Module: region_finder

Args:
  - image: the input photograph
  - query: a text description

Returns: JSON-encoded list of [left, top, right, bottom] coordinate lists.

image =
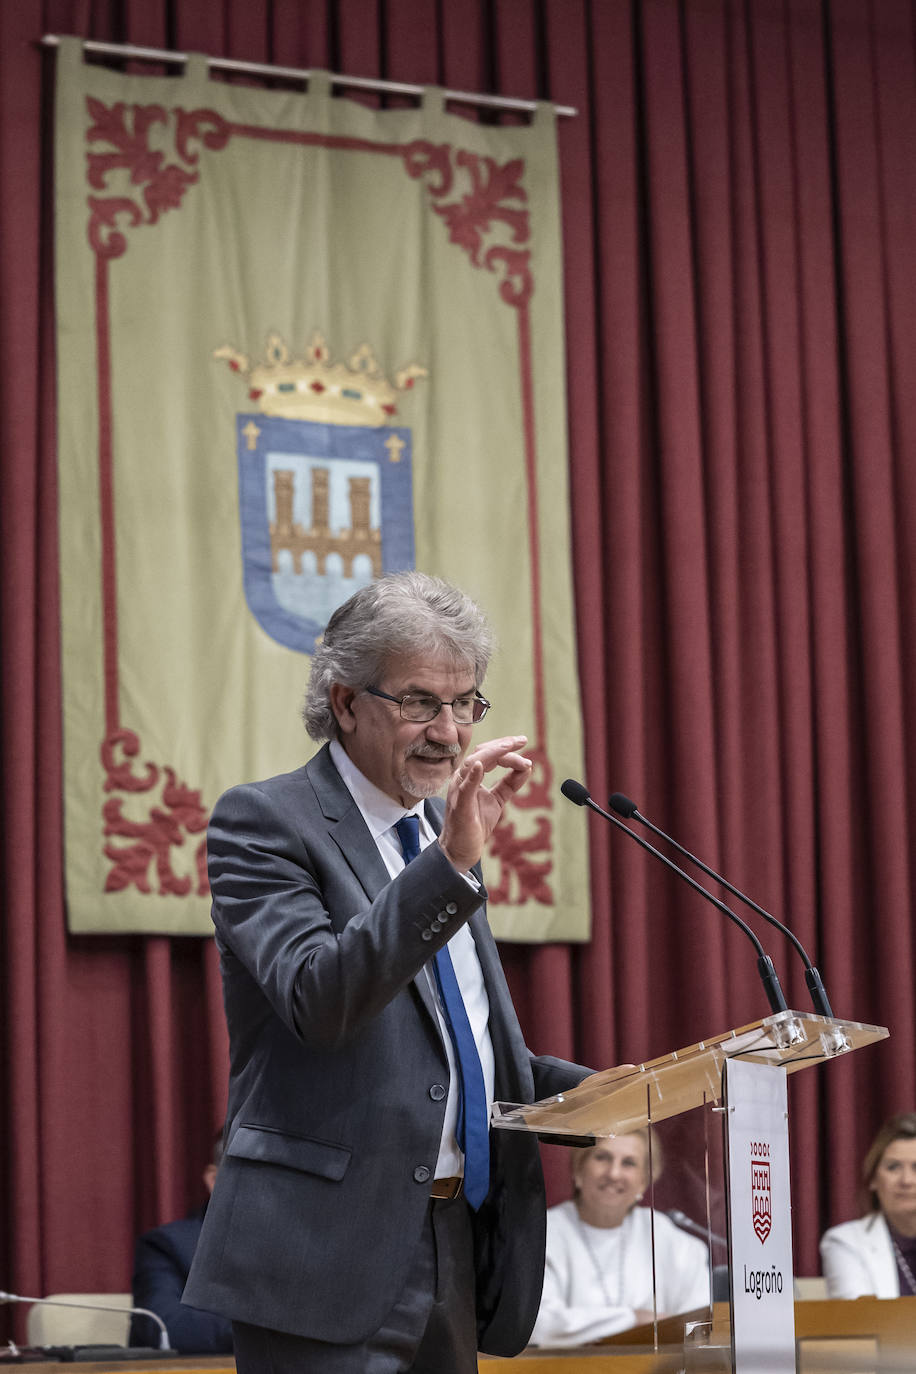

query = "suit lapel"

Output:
[[329, 806, 392, 900], [305, 757, 502, 1042], [411, 799, 446, 1023], [306, 744, 391, 899], [306, 749, 444, 1028], [468, 907, 530, 1099]]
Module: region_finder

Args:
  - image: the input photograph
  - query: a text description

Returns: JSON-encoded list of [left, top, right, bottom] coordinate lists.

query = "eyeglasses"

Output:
[[365, 686, 490, 724]]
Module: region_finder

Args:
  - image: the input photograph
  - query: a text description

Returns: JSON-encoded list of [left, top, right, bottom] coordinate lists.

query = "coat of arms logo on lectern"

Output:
[[751, 1141, 773, 1244]]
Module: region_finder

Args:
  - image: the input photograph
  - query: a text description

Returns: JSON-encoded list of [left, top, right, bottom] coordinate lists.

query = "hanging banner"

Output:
[[54, 38, 588, 939]]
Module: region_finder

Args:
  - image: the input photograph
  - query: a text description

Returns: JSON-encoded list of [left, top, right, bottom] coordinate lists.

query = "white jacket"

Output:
[[531, 1201, 711, 1348], [819, 1212, 899, 1299]]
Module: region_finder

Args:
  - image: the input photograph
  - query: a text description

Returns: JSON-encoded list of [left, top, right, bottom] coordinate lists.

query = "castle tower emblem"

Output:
[[217, 331, 426, 654]]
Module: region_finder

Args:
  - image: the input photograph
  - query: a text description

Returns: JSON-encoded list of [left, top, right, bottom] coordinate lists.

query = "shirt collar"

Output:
[[329, 738, 425, 840]]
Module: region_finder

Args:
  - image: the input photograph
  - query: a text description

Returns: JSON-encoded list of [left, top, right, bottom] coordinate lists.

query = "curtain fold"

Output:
[[3, 0, 916, 1323]]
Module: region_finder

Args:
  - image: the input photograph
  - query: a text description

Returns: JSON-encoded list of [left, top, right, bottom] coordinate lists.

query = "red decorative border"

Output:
[[101, 731, 209, 895], [86, 99, 553, 905]]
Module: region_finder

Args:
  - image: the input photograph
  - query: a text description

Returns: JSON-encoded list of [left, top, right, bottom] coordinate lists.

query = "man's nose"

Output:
[[426, 706, 461, 742]]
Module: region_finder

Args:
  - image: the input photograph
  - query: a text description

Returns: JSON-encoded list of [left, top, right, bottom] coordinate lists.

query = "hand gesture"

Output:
[[437, 735, 532, 873]]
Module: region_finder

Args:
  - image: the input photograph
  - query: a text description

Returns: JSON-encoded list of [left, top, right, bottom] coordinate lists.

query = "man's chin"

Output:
[[399, 765, 452, 801]]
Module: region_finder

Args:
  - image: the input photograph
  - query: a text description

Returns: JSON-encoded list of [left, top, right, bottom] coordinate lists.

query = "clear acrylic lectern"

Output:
[[492, 1011, 889, 1373], [492, 1011, 887, 1141]]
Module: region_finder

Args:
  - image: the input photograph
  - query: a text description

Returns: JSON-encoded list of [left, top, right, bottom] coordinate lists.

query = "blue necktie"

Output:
[[394, 814, 491, 1209]]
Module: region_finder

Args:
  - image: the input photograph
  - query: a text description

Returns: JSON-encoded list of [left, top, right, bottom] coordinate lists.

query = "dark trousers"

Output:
[[232, 1195, 478, 1374]]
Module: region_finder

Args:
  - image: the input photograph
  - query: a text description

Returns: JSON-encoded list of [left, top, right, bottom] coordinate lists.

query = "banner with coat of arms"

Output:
[[54, 37, 589, 939]]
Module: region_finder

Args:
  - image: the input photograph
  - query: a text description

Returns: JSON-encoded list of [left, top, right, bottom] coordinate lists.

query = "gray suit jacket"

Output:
[[183, 744, 590, 1356]]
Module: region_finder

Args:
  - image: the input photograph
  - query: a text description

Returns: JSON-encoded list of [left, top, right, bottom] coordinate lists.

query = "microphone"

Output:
[[0, 1290, 173, 1352], [560, 780, 788, 1015], [608, 792, 833, 1018], [666, 1207, 728, 1249]]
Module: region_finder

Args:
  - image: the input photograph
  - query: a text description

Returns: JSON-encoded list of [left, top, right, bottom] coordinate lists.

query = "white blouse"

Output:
[[531, 1201, 711, 1349]]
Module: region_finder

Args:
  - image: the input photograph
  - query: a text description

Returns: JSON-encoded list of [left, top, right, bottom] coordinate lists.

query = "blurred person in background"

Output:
[[821, 1112, 916, 1299], [130, 1134, 233, 1354], [530, 1131, 710, 1348]]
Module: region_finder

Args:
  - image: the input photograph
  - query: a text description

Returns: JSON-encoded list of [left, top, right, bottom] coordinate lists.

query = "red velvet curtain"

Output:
[[3, 0, 915, 1331]]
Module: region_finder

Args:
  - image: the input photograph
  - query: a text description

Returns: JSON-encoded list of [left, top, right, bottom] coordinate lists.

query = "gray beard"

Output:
[[398, 771, 448, 801], [399, 741, 461, 801]]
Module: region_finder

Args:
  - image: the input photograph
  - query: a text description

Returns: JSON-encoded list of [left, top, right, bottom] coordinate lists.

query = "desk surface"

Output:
[[9, 1362, 687, 1374], [13, 1300, 916, 1373], [1, 1364, 236, 1373]]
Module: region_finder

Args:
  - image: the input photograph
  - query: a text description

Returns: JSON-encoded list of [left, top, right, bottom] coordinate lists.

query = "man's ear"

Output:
[[329, 682, 358, 734]]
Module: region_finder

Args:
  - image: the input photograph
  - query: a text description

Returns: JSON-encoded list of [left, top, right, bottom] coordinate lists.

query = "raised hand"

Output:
[[437, 735, 532, 873]]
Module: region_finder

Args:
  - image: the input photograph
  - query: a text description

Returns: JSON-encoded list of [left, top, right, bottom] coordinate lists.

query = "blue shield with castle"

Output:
[[217, 332, 426, 655]]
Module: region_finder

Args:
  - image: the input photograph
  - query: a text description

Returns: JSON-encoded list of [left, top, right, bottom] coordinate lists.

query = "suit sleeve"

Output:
[[529, 1052, 594, 1099], [208, 781, 486, 1050]]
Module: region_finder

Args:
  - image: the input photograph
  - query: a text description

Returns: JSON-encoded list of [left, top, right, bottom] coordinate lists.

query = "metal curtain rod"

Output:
[[40, 35, 577, 118]]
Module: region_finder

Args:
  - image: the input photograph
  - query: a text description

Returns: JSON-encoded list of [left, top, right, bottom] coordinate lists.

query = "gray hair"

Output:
[[302, 571, 494, 741]]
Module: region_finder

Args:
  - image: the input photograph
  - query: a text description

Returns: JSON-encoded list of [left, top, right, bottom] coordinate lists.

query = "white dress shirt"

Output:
[[329, 739, 496, 1179]]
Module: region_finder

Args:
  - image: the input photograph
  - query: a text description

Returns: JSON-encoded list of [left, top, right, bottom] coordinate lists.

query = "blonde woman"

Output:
[[531, 1132, 711, 1348]]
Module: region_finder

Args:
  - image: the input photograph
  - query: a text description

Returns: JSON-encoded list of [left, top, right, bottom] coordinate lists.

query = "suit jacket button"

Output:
[[414, 1165, 431, 1183], [437, 910, 449, 924], [445, 902, 458, 915], [421, 929, 433, 941], [429, 1083, 446, 1101], [430, 920, 441, 933]]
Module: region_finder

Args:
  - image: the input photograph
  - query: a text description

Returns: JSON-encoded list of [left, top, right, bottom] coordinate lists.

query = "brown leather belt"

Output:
[[430, 1175, 464, 1200]]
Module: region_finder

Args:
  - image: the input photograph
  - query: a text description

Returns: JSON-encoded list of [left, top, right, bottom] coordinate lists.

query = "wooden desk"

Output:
[[12, 1360, 683, 1374], [1, 1364, 235, 1373], [479, 1356, 687, 1372], [14, 1302, 916, 1373], [708, 1296, 916, 1372], [793, 1295, 916, 1344]]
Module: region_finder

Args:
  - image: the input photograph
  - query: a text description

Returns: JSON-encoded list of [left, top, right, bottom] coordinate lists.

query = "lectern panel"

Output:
[[492, 1012, 888, 1139]]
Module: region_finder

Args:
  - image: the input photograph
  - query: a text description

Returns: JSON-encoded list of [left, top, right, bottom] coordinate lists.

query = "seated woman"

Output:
[[820, 1111, 916, 1299], [530, 1131, 711, 1348]]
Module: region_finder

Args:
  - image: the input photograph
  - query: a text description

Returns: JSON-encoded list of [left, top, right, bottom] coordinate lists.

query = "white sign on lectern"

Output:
[[724, 1057, 795, 1374]]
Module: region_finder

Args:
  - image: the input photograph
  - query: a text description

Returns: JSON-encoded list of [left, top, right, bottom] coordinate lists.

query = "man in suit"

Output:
[[129, 1141, 233, 1353], [183, 571, 594, 1372]]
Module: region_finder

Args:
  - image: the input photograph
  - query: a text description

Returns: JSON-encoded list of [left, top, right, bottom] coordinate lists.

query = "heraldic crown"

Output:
[[214, 331, 427, 427]]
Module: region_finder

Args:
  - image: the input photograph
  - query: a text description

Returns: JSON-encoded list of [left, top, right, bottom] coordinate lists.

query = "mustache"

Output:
[[405, 739, 462, 760]]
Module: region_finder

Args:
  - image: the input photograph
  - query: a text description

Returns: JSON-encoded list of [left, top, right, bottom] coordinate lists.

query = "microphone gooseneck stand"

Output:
[[607, 791, 833, 1017], [560, 779, 789, 1015]]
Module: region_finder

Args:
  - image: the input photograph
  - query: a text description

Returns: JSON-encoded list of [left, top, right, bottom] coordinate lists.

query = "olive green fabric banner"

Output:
[[55, 37, 589, 940]]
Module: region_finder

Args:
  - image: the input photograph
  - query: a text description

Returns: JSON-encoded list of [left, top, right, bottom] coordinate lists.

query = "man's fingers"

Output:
[[580, 1064, 639, 1088], [491, 750, 531, 771], [489, 763, 534, 802], [456, 758, 484, 789], [452, 751, 531, 798], [465, 735, 529, 772]]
